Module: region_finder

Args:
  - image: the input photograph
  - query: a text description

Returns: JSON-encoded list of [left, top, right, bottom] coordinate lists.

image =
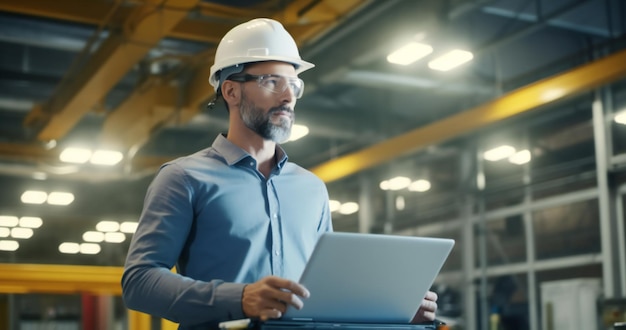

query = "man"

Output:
[[121, 18, 437, 329]]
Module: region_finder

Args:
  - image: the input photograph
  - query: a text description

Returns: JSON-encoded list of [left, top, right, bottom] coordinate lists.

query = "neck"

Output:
[[227, 123, 277, 177]]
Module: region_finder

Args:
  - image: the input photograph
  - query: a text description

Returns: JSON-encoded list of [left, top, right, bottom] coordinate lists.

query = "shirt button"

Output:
[[273, 213, 278, 218], [275, 250, 280, 256], [249, 162, 254, 166]]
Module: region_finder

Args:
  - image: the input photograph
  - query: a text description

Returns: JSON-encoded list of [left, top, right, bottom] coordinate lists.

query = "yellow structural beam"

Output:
[[0, 0, 249, 44], [311, 47, 626, 183], [0, 264, 123, 295], [23, 0, 200, 142], [100, 0, 368, 152]]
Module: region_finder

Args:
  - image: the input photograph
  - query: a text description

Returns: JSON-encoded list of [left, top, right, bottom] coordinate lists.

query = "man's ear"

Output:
[[221, 80, 241, 107]]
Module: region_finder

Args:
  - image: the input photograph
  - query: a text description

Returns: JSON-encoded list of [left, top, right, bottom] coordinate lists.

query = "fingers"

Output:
[[242, 276, 310, 320], [424, 290, 438, 302], [420, 297, 438, 313], [266, 276, 310, 299], [411, 291, 439, 323]]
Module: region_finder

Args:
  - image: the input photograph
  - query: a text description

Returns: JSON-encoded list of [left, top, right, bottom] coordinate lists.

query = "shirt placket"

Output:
[[266, 178, 284, 277]]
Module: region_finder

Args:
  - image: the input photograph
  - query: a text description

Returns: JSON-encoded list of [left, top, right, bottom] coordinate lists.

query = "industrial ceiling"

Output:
[[0, 0, 625, 265]]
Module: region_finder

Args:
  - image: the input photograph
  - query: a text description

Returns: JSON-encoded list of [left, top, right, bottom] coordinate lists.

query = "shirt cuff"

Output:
[[215, 282, 246, 320]]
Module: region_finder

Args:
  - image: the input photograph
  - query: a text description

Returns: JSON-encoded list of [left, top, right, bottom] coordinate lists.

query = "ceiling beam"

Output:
[[310, 47, 626, 183], [22, 0, 200, 142], [99, 0, 368, 152], [0, 0, 257, 44], [0, 263, 123, 295]]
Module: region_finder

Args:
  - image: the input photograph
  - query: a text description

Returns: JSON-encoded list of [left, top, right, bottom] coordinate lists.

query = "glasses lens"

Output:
[[259, 76, 304, 98]]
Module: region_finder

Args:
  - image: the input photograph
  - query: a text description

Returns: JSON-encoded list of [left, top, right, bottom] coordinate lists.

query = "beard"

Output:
[[239, 92, 294, 143]]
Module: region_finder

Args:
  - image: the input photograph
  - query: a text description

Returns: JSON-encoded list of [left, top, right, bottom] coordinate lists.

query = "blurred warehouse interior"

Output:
[[0, 0, 626, 329]]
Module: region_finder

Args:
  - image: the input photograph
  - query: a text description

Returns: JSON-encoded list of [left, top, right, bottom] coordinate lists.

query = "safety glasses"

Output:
[[228, 74, 304, 99]]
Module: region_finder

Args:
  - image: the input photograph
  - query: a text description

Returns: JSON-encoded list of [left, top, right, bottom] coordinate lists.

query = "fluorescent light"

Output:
[[96, 220, 119, 232], [10, 227, 33, 239], [90, 150, 123, 166], [0, 228, 10, 237], [387, 42, 433, 65], [385, 176, 412, 191], [287, 124, 309, 142], [328, 200, 341, 213], [60, 147, 92, 164], [59, 242, 80, 254], [0, 216, 19, 227], [509, 149, 532, 165], [47, 192, 74, 205], [483, 145, 516, 161], [379, 180, 390, 190], [409, 179, 431, 192], [428, 49, 474, 71], [395, 196, 405, 211], [21, 191, 47, 204], [19, 217, 43, 228], [83, 231, 104, 243], [0, 240, 19, 251], [339, 202, 359, 215], [120, 221, 139, 234], [80, 243, 101, 254], [104, 232, 126, 243], [615, 111, 626, 125]]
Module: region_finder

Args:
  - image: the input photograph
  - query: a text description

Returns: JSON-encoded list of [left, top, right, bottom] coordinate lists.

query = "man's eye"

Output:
[[262, 77, 280, 87]]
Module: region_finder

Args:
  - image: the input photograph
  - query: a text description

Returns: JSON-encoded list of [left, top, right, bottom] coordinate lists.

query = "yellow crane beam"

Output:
[[0, 263, 123, 295], [310, 47, 626, 182], [0, 0, 253, 44], [22, 0, 200, 142], [100, 0, 368, 151]]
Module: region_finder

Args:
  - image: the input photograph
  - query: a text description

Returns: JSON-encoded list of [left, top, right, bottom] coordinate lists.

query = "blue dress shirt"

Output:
[[122, 134, 333, 329]]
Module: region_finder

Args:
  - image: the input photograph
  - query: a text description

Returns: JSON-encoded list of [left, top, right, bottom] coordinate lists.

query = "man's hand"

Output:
[[411, 290, 438, 323], [242, 276, 310, 321]]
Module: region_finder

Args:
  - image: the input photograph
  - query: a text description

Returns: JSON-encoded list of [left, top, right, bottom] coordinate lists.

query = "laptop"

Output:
[[220, 232, 454, 329]]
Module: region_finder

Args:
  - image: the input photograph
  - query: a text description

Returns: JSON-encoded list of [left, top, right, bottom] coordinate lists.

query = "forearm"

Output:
[[121, 265, 246, 326]]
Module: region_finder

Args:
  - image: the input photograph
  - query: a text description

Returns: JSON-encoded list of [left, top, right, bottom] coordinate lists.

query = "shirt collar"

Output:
[[212, 134, 289, 169]]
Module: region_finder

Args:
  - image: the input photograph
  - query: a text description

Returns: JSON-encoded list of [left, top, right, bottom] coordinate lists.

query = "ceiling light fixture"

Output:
[[328, 200, 341, 213], [59, 147, 92, 164], [428, 49, 474, 71], [120, 221, 139, 234], [287, 124, 309, 142], [395, 196, 405, 210], [104, 232, 126, 243], [10, 227, 33, 239], [21, 191, 48, 204], [0, 240, 19, 251], [47, 192, 75, 205], [615, 111, 626, 125], [79, 243, 101, 255], [90, 150, 124, 166], [83, 231, 105, 243], [19, 217, 43, 228], [387, 42, 433, 65], [0, 228, 10, 238], [381, 176, 412, 191], [59, 242, 80, 254], [483, 145, 516, 161], [338, 202, 359, 215], [0, 216, 19, 227], [408, 179, 431, 192], [508, 149, 532, 165], [96, 220, 120, 232]]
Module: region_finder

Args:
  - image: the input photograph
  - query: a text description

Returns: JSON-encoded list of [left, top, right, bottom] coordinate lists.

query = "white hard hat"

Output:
[[209, 18, 315, 91]]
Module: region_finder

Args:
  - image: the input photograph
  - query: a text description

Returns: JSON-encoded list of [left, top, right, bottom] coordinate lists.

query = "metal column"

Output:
[[460, 146, 478, 330], [592, 89, 620, 297]]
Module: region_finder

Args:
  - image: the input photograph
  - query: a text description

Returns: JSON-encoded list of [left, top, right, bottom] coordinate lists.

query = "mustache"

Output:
[[269, 106, 294, 115]]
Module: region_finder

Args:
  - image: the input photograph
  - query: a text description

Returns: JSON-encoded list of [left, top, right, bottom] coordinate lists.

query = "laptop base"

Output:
[[258, 320, 439, 330]]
